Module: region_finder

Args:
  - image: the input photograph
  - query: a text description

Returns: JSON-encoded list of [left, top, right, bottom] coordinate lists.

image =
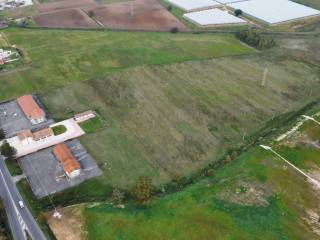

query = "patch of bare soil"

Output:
[[90, 0, 187, 31], [217, 180, 274, 207], [33, 8, 99, 28], [303, 209, 320, 237], [46, 204, 87, 240]]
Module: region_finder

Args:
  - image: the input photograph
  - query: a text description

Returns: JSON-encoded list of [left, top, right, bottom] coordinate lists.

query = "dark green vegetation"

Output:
[[5, 159, 22, 176], [0, 28, 253, 101], [52, 125, 67, 136], [0, 129, 5, 141], [236, 29, 276, 49], [0, 200, 12, 240], [0, 141, 16, 159]]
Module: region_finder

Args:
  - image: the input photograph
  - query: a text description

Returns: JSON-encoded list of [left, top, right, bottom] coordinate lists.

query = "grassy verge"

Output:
[[5, 158, 22, 176]]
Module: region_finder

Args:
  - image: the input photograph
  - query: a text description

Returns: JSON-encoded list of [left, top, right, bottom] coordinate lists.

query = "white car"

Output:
[[18, 200, 24, 209]]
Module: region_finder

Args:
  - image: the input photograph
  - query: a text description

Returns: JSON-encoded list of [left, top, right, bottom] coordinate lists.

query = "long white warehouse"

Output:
[[184, 9, 246, 26], [228, 0, 320, 25], [166, 0, 221, 12]]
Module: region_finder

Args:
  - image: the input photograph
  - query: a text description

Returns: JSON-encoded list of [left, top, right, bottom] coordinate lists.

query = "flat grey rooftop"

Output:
[[228, 0, 320, 24], [184, 8, 246, 26], [19, 139, 102, 198], [0, 97, 54, 138]]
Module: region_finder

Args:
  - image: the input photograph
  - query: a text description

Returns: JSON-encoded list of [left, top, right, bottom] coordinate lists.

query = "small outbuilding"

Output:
[[53, 143, 81, 179], [74, 110, 96, 123]]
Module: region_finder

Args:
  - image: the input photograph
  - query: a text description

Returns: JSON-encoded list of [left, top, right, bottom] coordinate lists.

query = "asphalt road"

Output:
[[0, 156, 47, 240]]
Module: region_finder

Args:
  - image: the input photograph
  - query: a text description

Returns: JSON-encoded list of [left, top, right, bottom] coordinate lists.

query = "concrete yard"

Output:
[[0, 98, 54, 138], [19, 139, 102, 198], [8, 118, 85, 157]]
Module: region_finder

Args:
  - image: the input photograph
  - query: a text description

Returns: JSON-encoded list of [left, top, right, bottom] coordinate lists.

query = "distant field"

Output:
[[0, 28, 253, 101], [41, 52, 320, 191]]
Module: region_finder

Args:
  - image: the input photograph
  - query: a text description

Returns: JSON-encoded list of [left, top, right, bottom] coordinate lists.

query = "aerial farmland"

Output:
[[0, 0, 319, 240]]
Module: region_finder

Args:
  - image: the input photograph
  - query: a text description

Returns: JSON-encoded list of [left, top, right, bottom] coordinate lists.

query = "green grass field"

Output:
[[41, 49, 320, 191], [0, 28, 254, 101], [70, 136, 320, 239], [63, 115, 320, 240]]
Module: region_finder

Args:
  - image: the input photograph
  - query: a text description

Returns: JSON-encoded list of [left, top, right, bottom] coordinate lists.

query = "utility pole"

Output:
[[261, 67, 268, 87]]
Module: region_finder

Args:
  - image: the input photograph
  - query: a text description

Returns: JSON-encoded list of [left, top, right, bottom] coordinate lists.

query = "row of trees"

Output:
[[235, 29, 275, 50]]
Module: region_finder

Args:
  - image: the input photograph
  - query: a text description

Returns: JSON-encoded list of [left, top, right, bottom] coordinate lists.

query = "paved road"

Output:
[[0, 156, 47, 240]]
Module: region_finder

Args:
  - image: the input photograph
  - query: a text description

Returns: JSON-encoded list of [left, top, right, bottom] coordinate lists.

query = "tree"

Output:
[[0, 129, 5, 141], [167, 5, 172, 11], [131, 176, 153, 204], [0, 141, 16, 159], [170, 27, 178, 34], [111, 188, 125, 206], [88, 10, 95, 18], [234, 9, 242, 16]]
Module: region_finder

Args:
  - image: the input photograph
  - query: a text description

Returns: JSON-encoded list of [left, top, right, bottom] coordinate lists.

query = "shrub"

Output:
[[0, 141, 16, 159], [234, 9, 242, 16], [167, 5, 172, 11], [88, 10, 95, 18], [170, 27, 178, 33], [235, 29, 275, 50], [131, 176, 154, 204]]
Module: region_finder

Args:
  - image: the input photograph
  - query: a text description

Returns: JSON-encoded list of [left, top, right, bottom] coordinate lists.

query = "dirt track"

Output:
[[33, 8, 99, 28], [91, 0, 187, 31]]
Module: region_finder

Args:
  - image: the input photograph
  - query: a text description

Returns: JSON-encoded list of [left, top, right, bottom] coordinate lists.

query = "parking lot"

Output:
[[19, 139, 102, 198], [0, 97, 54, 138]]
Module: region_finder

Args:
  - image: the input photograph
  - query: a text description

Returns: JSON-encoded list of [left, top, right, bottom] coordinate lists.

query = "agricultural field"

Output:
[[33, 8, 99, 28], [90, 0, 187, 31], [46, 113, 320, 239], [40, 42, 320, 191], [0, 28, 253, 101]]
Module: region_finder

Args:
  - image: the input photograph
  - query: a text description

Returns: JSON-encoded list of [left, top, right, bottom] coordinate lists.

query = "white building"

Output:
[[74, 110, 96, 123]]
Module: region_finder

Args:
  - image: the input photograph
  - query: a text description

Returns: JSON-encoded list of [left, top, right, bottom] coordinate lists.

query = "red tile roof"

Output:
[[32, 128, 53, 141], [17, 95, 45, 119], [53, 143, 80, 175], [17, 129, 33, 141]]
